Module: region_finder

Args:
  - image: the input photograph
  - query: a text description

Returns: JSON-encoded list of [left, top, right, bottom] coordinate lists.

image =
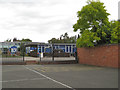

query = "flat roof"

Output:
[[25, 43, 76, 47], [0, 42, 76, 48]]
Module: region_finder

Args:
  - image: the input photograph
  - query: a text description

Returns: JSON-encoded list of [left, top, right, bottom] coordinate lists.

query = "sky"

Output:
[[0, 0, 119, 43]]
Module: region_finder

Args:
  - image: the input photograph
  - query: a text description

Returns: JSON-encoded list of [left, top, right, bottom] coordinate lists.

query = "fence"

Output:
[[1, 42, 78, 64]]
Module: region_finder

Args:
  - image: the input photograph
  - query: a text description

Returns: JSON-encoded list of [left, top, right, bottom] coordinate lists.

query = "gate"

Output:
[[1, 42, 78, 64], [25, 42, 78, 63]]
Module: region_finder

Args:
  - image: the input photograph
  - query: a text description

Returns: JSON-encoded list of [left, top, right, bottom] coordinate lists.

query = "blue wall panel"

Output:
[[42, 47, 44, 52], [69, 46, 71, 53], [66, 46, 68, 52], [28, 44, 76, 54]]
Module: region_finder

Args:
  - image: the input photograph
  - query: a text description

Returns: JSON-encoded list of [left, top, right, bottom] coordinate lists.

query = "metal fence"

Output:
[[1, 42, 78, 64], [25, 43, 77, 62]]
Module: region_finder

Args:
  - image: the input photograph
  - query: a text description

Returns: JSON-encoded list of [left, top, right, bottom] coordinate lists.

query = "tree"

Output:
[[5, 39, 11, 42], [13, 37, 18, 42], [12, 38, 32, 42], [21, 38, 32, 42], [76, 30, 100, 47], [73, 0, 110, 47], [5, 38, 32, 42], [60, 34, 64, 40], [48, 38, 59, 43], [48, 33, 77, 43], [110, 20, 120, 43], [64, 32, 69, 39]]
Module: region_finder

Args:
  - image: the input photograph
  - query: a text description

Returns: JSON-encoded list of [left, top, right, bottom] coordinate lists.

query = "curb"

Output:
[[1, 60, 78, 65]]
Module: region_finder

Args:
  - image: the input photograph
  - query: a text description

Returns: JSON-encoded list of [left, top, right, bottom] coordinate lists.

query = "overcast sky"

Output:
[[0, 0, 119, 43]]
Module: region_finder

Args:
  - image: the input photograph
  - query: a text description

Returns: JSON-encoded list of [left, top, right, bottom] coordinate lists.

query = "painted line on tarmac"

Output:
[[24, 66, 76, 90], [1, 78, 46, 83]]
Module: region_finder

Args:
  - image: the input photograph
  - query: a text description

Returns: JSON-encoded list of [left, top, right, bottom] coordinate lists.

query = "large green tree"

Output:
[[73, 0, 110, 47]]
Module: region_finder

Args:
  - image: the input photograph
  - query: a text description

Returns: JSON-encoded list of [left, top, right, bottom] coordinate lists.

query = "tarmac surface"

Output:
[[2, 64, 118, 89]]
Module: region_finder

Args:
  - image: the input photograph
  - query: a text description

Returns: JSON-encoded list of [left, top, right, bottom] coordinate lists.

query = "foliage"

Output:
[[73, 0, 113, 47], [48, 38, 60, 43], [110, 21, 120, 43], [5, 38, 32, 42], [5, 39, 11, 42], [21, 38, 32, 42], [48, 32, 77, 43], [13, 38, 18, 42], [76, 30, 100, 47]]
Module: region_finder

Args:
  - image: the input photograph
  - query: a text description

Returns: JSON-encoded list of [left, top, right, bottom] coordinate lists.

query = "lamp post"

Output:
[[50, 41, 54, 61], [52, 43, 54, 61], [40, 43, 41, 62], [22, 43, 25, 62]]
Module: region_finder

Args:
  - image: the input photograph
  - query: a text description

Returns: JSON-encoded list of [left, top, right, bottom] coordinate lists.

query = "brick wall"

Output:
[[77, 44, 120, 68]]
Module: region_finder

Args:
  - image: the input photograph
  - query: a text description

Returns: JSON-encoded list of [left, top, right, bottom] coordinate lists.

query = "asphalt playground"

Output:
[[2, 64, 118, 89]]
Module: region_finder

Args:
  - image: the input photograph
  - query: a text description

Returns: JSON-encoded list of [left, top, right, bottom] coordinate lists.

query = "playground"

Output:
[[2, 64, 118, 89]]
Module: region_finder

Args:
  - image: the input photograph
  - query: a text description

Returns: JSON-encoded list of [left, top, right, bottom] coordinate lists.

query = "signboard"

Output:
[[11, 46, 17, 54]]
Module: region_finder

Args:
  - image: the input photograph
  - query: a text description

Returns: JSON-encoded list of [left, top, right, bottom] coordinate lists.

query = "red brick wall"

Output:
[[77, 44, 120, 68]]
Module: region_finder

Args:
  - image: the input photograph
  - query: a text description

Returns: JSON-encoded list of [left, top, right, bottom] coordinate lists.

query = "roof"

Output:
[[0, 42, 76, 48], [25, 43, 76, 47]]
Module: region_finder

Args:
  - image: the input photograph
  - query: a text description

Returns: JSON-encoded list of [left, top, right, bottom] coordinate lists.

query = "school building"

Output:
[[0, 42, 77, 56], [25, 43, 77, 55]]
